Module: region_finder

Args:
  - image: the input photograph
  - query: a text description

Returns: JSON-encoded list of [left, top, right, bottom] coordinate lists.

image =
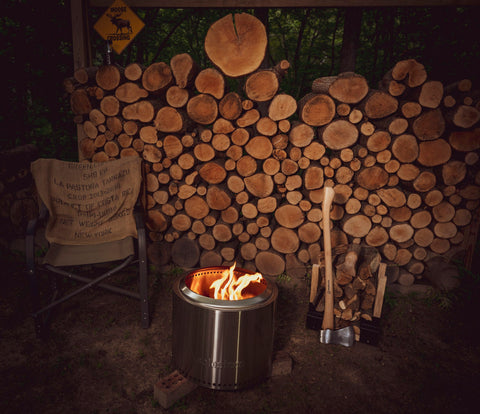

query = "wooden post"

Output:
[[71, 0, 91, 70], [71, 0, 92, 160]]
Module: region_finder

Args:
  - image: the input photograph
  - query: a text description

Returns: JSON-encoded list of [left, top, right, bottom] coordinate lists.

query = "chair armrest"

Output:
[[26, 202, 48, 237]]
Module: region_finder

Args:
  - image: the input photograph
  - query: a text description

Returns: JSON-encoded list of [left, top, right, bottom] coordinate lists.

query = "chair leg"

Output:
[[137, 224, 150, 329], [33, 313, 48, 339], [26, 229, 48, 338], [28, 267, 53, 339], [139, 261, 149, 329], [30, 272, 59, 339], [29, 269, 45, 338]]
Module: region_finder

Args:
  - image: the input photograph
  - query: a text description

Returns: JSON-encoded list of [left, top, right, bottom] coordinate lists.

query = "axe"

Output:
[[319, 186, 355, 347]]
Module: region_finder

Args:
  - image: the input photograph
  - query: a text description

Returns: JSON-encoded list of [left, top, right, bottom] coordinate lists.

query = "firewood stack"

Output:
[[63, 13, 480, 286], [314, 245, 382, 329]]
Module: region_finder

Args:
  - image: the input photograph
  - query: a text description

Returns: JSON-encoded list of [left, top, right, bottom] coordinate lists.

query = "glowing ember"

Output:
[[187, 263, 265, 300]]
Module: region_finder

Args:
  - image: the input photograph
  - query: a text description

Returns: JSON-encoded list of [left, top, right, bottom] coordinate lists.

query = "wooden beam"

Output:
[[71, 0, 91, 160], [89, 0, 480, 7], [72, 0, 92, 70]]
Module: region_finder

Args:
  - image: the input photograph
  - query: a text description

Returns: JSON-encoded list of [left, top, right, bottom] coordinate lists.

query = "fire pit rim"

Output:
[[177, 265, 277, 310]]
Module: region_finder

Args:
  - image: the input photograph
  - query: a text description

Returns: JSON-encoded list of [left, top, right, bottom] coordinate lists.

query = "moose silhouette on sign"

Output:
[[107, 13, 132, 34]]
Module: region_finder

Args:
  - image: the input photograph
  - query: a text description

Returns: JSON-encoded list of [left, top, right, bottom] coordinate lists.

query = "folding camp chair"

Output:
[[25, 157, 149, 337]]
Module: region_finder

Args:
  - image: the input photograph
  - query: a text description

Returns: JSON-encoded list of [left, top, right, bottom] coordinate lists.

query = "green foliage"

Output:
[[0, 0, 76, 159], [383, 290, 398, 309], [276, 272, 292, 284], [269, 8, 341, 99]]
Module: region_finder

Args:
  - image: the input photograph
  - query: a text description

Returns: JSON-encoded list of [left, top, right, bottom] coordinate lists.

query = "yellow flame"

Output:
[[210, 262, 264, 300]]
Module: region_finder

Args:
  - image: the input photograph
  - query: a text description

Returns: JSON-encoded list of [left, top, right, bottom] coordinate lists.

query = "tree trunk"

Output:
[[339, 8, 363, 73]]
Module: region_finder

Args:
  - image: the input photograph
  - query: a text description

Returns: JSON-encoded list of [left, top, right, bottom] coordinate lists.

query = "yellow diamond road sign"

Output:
[[94, 0, 145, 55]]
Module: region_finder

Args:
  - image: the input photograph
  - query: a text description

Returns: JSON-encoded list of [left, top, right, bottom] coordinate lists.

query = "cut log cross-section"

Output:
[[205, 13, 267, 77], [64, 13, 480, 288], [299, 94, 336, 126]]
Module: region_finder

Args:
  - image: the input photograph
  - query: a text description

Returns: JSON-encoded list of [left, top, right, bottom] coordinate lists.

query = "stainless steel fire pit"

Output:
[[172, 266, 278, 390]]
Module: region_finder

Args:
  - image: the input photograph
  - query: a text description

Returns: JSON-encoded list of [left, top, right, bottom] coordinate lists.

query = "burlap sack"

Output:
[[31, 157, 142, 245]]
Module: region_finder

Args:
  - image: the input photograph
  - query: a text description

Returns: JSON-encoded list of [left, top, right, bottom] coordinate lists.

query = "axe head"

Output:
[[320, 326, 355, 347]]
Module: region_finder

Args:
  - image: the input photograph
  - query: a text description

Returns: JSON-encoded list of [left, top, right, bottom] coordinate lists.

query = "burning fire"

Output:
[[188, 263, 265, 300], [211, 263, 264, 300]]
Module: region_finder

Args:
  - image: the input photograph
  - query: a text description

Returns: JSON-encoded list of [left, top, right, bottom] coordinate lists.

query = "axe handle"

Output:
[[322, 187, 335, 331], [373, 262, 387, 318], [310, 264, 320, 304]]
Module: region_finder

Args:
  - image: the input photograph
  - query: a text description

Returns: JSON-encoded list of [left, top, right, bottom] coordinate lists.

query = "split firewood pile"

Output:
[[63, 13, 480, 286], [312, 245, 383, 331]]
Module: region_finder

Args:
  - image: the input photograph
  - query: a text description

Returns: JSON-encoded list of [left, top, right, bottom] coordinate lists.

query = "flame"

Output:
[[187, 263, 265, 300], [210, 263, 264, 300]]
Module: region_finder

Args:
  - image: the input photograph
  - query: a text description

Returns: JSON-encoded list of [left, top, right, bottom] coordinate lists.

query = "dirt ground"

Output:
[[1, 249, 480, 414]]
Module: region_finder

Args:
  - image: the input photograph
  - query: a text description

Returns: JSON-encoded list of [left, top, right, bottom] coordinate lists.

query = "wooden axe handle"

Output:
[[373, 262, 387, 318], [322, 187, 335, 331], [310, 264, 320, 304]]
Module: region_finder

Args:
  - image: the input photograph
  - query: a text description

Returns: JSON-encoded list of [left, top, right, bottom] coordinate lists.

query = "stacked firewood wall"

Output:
[[64, 14, 480, 284]]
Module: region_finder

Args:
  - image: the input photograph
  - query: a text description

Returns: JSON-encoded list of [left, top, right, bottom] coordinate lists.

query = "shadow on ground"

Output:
[[1, 250, 479, 414]]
